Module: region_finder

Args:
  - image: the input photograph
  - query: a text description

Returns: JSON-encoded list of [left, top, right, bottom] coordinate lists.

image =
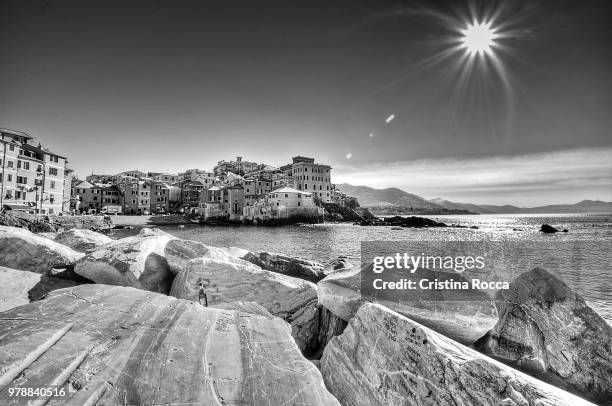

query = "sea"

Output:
[[111, 213, 612, 323]]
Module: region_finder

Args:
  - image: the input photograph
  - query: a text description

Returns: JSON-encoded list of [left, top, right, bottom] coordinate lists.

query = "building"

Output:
[[150, 182, 175, 213], [151, 173, 179, 183], [268, 187, 316, 208], [197, 184, 244, 222], [182, 180, 205, 212], [283, 156, 332, 203], [243, 187, 323, 223], [113, 170, 145, 184], [0, 128, 70, 214], [85, 173, 114, 184], [214, 156, 259, 177], [179, 169, 215, 188]]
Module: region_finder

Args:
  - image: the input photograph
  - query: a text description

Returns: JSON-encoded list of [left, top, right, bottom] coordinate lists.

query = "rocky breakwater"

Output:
[[358, 215, 448, 227], [317, 263, 499, 345], [170, 258, 320, 355], [0, 210, 113, 232], [71, 228, 322, 355], [321, 303, 596, 406], [0, 225, 84, 274], [475, 267, 612, 404], [0, 284, 339, 405]]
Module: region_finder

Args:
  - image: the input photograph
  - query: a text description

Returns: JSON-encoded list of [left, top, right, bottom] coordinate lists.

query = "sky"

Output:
[[0, 0, 610, 206]]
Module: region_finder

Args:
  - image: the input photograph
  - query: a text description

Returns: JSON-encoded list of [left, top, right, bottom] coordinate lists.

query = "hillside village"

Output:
[[78, 156, 356, 223], [0, 129, 359, 223]]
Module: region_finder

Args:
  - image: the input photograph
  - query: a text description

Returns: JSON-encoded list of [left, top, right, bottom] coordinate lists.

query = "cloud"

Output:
[[333, 148, 612, 205]]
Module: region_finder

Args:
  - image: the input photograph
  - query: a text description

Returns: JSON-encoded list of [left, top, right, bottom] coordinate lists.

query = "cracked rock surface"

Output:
[[0, 284, 339, 406], [476, 267, 612, 404], [170, 257, 321, 355], [318, 265, 498, 344], [321, 303, 595, 406], [0, 226, 84, 274], [52, 229, 113, 252]]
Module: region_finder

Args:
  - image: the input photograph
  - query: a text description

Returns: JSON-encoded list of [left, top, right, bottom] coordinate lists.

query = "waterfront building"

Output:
[[0, 128, 70, 214], [182, 180, 205, 212], [151, 182, 175, 213], [243, 187, 323, 223], [268, 187, 316, 208], [283, 156, 332, 203]]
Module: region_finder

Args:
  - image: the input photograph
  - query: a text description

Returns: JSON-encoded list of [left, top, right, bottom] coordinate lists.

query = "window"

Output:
[[17, 160, 21, 169], [9, 145, 14, 151], [24, 162, 29, 170], [7, 161, 13, 168], [50, 181, 56, 189], [16, 176, 27, 184], [49, 167, 58, 176]]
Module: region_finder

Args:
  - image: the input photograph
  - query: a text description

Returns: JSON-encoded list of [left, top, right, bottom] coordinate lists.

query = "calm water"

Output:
[[112, 213, 612, 322]]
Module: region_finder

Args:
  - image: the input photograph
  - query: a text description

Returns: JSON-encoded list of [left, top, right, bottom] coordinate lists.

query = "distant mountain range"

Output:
[[337, 183, 612, 214]]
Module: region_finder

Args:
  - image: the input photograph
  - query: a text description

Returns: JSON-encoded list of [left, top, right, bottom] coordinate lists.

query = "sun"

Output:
[[460, 21, 498, 56]]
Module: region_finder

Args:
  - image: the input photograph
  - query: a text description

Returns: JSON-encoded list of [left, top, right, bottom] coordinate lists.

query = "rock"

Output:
[[318, 265, 498, 345], [540, 224, 559, 233], [0, 285, 339, 406], [170, 258, 321, 355], [53, 228, 113, 252], [47, 214, 113, 231], [475, 268, 612, 404], [317, 306, 348, 352], [242, 251, 326, 282], [0, 225, 84, 274], [0, 210, 56, 232], [164, 239, 250, 276], [0, 266, 42, 311], [321, 303, 594, 406], [0, 266, 82, 312], [324, 256, 354, 275], [73, 230, 177, 293], [359, 215, 448, 227], [318, 267, 362, 322], [37, 231, 59, 240], [211, 301, 274, 318], [562, 229, 569, 233]]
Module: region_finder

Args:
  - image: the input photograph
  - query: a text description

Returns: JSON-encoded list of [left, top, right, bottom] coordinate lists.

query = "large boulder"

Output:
[[475, 268, 612, 404], [0, 285, 339, 406], [0, 266, 83, 312], [164, 239, 251, 276], [53, 228, 113, 252], [0, 225, 84, 274], [73, 228, 177, 293], [170, 258, 320, 355], [73, 230, 258, 294], [241, 250, 326, 282], [318, 265, 498, 344], [321, 303, 595, 406]]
